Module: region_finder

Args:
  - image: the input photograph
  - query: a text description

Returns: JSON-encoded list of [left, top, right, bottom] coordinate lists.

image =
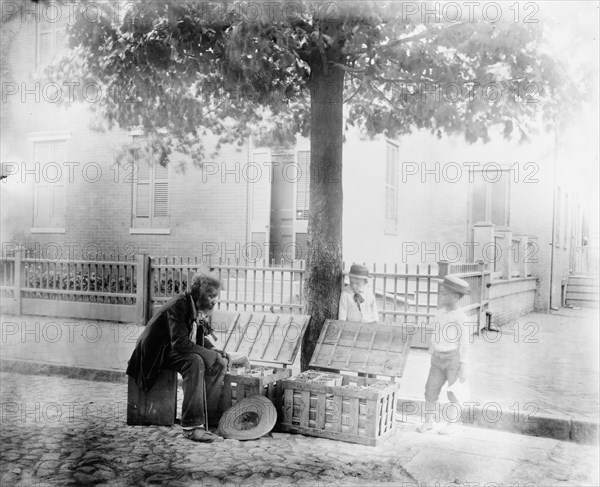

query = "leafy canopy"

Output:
[[48, 0, 570, 161]]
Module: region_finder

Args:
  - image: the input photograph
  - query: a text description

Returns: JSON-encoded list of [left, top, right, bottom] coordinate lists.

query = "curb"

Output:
[[2, 359, 598, 445], [396, 398, 599, 445], [1, 359, 127, 383]]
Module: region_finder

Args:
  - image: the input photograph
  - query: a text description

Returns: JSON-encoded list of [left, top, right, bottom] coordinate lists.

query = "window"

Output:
[[37, 17, 67, 69], [131, 139, 170, 229], [33, 141, 67, 230], [296, 150, 310, 220], [470, 170, 510, 228], [385, 141, 399, 234]]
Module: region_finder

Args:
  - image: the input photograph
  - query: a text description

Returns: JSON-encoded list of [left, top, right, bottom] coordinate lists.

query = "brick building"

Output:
[[2, 4, 596, 315]]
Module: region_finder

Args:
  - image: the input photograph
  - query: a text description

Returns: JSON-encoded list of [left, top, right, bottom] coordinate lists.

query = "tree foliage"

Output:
[[49, 0, 572, 160]]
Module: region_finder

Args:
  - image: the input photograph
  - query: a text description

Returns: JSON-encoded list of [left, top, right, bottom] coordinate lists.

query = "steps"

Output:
[[566, 275, 600, 308]]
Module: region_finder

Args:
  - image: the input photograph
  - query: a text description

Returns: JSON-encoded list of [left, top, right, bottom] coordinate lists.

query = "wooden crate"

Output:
[[209, 310, 310, 414], [127, 369, 177, 426], [280, 320, 414, 446], [221, 366, 291, 413]]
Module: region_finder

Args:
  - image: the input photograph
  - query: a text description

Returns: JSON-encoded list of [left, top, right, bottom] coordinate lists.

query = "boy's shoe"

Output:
[[438, 422, 459, 435], [183, 428, 222, 442]]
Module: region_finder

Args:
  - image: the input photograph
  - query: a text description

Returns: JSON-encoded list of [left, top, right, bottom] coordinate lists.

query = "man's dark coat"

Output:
[[126, 293, 220, 392]]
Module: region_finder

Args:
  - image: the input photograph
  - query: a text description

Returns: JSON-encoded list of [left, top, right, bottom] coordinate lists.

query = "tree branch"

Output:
[[345, 22, 469, 56]]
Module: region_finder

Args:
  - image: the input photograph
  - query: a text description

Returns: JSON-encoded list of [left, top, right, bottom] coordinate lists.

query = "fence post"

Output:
[[437, 260, 449, 279], [517, 236, 528, 278], [472, 223, 495, 264], [14, 249, 22, 315], [477, 260, 486, 331], [496, 229, 512, 279], [136, 254, 151, 325]]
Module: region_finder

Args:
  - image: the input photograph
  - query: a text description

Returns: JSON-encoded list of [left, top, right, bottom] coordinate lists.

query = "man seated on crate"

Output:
[[127, 272, 230, 442]]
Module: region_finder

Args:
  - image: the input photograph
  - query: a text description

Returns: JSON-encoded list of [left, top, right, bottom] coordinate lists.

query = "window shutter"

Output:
[[34, 141, 66, 228], [51, 184, 66, 227], [153, 162, 169, 220], [35, 185, 52, 227], [153, 182, 169, 218], [136, 183, 151, 218], [54, 26, 67, 60]]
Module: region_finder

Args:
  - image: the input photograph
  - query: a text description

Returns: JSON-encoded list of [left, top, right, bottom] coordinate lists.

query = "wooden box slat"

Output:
[[280, 376, 400, 446], [281, 319, 410, 445], [309, 320, 414, 377], [210, 311, 310, 366], [209, 310, 309, 419]]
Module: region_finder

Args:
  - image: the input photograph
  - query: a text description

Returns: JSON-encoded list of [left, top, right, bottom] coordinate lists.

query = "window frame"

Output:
[[129, 136, 171, 232], [31, 139, 68, 233], [36, 13, 67, 70]]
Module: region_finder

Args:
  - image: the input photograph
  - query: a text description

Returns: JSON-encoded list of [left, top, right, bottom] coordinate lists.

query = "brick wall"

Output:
[[1, 11, 248, 261], [487, 277, 537, 326]]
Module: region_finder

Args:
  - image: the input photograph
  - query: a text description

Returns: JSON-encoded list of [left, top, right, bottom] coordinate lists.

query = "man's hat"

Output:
[[348, 264, 370, 280], [435, 275, 471, 295], [218, 395, 277, 440]]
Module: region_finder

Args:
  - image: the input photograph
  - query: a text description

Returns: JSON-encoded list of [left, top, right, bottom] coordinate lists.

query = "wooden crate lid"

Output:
[[209, 311, 310, 366], [309, 320, 414, 377]]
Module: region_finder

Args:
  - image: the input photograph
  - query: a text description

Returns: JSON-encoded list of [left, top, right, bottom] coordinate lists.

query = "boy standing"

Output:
[[338, 264, 379, 323], [417, 275, 474, 434]]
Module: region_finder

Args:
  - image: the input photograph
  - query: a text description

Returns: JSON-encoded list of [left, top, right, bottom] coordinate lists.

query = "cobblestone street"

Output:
[[1, 372, 598, 487]]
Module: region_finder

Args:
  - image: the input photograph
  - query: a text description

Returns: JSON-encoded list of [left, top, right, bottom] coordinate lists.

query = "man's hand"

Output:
[[458, 364, 467, 383], [217, 350, 231, 370]]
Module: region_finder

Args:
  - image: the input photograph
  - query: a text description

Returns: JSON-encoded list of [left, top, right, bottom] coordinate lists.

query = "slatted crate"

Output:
[[280, 320, 413, 446], [209, 310, 310, 414]]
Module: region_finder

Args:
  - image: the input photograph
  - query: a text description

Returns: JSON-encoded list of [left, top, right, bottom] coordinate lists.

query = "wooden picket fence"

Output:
[[1, 251, 490, 335]]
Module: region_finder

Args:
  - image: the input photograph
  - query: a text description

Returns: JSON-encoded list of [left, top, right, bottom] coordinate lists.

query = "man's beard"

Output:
[[197, 294, 216, 313]]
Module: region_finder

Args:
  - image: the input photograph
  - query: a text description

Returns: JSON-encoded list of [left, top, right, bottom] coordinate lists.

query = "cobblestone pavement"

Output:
[[1, 373, 598, 487]]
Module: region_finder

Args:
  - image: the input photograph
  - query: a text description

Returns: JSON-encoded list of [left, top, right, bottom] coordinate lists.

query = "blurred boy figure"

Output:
[[338, 264, 379, 323], [417, 275, 474, 435]]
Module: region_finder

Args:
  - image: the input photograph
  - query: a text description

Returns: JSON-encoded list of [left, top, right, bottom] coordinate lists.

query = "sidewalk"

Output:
[[1, 372, 598, 487], [1, 307, 598, 443]]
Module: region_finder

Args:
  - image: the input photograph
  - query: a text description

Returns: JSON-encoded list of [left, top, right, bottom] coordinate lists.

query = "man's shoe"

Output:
[[183, 428, 222, 442]]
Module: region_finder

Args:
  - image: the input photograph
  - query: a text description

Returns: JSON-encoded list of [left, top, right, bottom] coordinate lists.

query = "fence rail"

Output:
[[150, 257, 305, 314], [2, 253, 491, 337]]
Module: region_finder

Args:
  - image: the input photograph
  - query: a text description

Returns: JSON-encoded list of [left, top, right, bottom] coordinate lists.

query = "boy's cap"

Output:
[[435, 275, 471, 295], [348, 264, 370, 280]]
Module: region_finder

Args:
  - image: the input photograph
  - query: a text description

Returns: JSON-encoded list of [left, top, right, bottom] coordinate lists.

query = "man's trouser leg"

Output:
[[204, 359, 227, 425], [163, 352, 206, 428]]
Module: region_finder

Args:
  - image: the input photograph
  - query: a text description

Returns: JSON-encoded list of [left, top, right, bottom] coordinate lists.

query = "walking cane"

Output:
[[192, 296, 210, 432]]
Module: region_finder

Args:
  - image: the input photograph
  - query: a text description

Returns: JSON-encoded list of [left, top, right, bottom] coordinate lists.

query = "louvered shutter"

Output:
[[132, 141, 169, 228], [54, 25, 67, 60], [152, 162, 169, 226], [38, 22, 52, 68], [35, 185, 52, 227], [134, 151, 152, 226], [50, 142, 66, 227]]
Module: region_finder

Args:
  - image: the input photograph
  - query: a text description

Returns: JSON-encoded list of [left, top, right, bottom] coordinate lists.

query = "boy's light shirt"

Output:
[[338, 285, 379, 323], [428, 307, 473, 364]]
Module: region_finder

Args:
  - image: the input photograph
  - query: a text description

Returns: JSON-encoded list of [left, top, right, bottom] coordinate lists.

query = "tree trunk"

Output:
[[301, 56, 345, 370]]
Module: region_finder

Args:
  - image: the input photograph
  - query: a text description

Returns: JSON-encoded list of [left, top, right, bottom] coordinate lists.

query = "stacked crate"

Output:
[[209, 310, 310, 414], [280, 320, 414, 446]]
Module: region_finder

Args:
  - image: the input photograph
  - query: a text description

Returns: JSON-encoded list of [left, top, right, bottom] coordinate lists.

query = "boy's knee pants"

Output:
[[424, 349, 461, 404]]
